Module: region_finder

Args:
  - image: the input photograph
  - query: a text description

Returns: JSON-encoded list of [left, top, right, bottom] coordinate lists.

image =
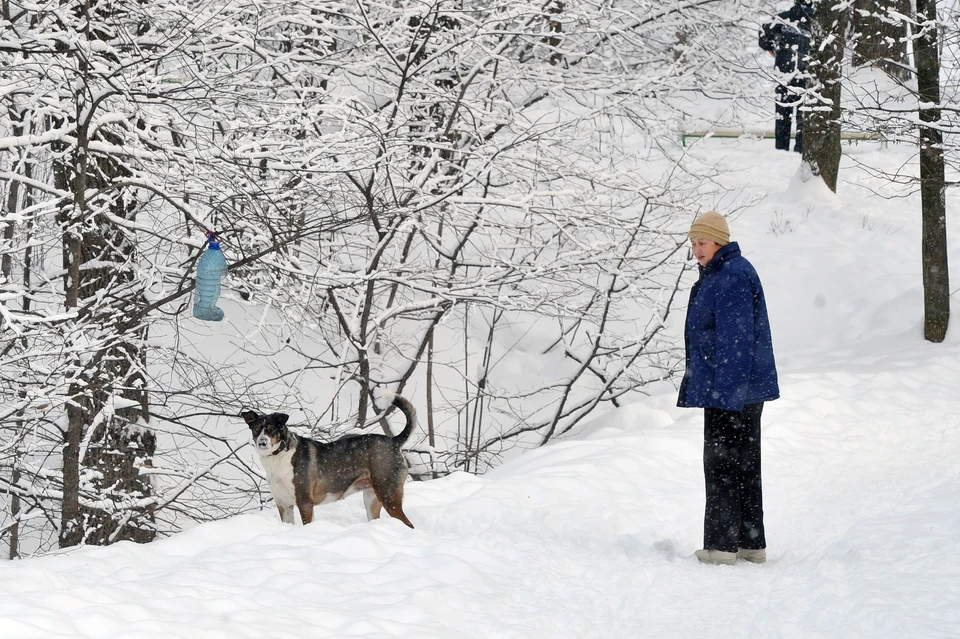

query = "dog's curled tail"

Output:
[[380, 390, 417, 445]]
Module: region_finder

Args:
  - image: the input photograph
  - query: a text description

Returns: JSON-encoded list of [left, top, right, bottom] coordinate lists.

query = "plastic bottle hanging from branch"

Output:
[[193, 231, 227, 322]]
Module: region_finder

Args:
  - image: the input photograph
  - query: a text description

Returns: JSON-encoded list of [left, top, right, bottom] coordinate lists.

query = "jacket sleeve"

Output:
[[711, 272, 754, 411]]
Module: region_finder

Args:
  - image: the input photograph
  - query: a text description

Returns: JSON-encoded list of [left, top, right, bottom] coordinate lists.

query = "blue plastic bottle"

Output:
[[193, 232, 227, 321]]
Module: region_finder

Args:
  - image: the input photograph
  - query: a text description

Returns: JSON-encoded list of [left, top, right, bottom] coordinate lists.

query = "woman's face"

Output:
[[690, 237, 721, 267]]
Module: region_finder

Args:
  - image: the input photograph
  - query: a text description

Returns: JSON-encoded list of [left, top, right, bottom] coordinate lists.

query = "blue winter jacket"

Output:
[[677, 242, 779, 411]]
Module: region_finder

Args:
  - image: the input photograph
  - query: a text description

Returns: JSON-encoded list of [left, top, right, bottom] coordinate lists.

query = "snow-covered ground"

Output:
[[1, 135, 958, 638]]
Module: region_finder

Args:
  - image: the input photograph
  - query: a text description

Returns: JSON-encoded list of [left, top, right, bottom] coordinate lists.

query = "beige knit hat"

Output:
[[688, 211, 730, 246]]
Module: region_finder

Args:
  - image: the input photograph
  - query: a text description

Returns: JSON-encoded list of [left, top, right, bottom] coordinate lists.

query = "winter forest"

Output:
[[0, 0, 957, 558]]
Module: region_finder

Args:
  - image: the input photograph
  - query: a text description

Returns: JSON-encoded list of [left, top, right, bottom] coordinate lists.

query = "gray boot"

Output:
[[737, 548, 767, 564], [695, 549, 737, 565]]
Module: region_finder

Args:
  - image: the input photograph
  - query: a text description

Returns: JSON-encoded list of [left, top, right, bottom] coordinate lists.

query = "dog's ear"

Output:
[[241, 410, 259, 427], [274, 413, 290, 426]]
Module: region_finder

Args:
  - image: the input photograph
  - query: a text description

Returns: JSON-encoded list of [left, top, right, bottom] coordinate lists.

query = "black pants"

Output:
[[775, 81, 805, 152], [703, 402, 766, 553]]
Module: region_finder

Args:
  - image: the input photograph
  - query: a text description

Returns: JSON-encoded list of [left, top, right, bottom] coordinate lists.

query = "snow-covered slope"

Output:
[[1, 136, 958, 639]]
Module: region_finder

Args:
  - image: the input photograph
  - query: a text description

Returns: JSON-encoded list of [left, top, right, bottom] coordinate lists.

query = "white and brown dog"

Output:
[[242, 392, 417, 528]]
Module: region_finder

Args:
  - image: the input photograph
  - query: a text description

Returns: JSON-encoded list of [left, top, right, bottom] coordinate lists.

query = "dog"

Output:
[[242, 391, 416, 528]]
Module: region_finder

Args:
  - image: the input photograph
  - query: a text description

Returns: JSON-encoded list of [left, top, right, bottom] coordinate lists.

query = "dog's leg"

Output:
[[296, 499, 315, 525], [277, 502, 295, 524], [369, 458, 414, 528], [376, 485, 414, 529], [363, 488, 383, 521]]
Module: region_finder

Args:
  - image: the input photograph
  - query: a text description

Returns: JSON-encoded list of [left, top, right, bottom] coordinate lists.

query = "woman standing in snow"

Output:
[[678, 211, 779, 566]]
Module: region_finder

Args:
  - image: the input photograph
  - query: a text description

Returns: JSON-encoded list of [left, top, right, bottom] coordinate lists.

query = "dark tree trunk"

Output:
[[54, 120, 87, 547], [53, 0, 156, 550], [56, 121, 156, 547], [800, 1, 849, 193], [915, 0, 950, 342], [56, 137, 156, 547], [851, 0, 910, 80]]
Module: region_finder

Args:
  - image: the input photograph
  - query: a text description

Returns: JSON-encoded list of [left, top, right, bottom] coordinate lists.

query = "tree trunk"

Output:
[[51, 0, 157, 548], [56, 122, 156, 547], [8, 466, 21, 559], [915, 0, 950, 342], [800, 1, 849, 193], [851, 0, 910, 80], [55, 122, 87, 547]]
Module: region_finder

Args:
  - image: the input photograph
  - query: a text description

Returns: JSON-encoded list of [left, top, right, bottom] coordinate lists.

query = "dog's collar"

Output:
[[269, 437, 290, 456]]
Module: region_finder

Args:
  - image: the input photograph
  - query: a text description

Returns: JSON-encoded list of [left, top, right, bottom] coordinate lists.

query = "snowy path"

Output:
[[2, 339, 958, 638]]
